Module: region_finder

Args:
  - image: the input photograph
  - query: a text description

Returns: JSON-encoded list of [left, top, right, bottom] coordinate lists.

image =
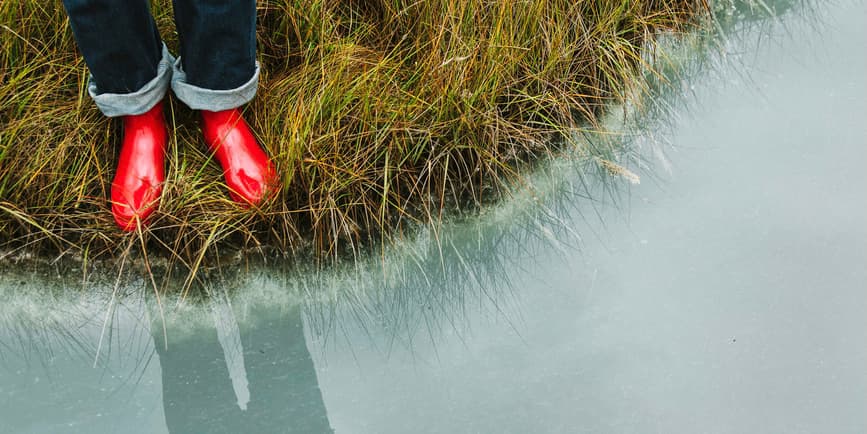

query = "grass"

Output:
[[1, 0, 706, 272]]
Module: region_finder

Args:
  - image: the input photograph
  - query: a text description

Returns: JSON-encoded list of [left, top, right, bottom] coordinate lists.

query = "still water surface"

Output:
[[1, 2, 865, 433]]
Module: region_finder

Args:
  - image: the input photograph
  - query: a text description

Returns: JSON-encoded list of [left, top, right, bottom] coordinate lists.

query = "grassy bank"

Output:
[[1, 1, 704, 267]]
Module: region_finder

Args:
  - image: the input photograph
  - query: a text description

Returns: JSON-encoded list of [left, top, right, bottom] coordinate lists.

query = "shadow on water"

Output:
[[0, 128, 612, 432], [0, 0, 835, 432], [0, 271, 335, 433], [148, 282, 332, 434]]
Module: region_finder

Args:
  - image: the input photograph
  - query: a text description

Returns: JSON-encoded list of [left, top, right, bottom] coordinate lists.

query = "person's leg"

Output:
[[62, 0, 171, 230], [171, 0, 277, 206], [62, 0, 172, 116], [171, 0, 258, 102]]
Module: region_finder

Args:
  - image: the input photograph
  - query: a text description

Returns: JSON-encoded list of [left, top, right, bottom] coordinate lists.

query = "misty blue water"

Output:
[[1, 2, 865, 433]]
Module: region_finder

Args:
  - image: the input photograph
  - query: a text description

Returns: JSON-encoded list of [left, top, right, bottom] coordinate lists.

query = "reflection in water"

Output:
[[0, 275, 161, 433], [0, 153, 596, 432], [0, 1, 728, 427], [0, 272, 333, 433], [2, 1, 860, 432], [0, 168, 588, 432], [150, 282, 332, 434]]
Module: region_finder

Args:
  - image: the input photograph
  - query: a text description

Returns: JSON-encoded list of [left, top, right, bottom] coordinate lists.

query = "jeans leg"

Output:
[[62, 0, 173, 116], [170, 0, 260, 111]]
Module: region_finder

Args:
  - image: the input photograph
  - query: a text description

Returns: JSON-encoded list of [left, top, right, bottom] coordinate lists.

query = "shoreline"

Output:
[[2, 1, 706, 268]]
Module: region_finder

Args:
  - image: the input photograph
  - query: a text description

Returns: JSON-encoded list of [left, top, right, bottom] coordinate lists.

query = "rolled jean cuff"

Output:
[[88, 44, 174, 118], [170, 58, 260, 111]]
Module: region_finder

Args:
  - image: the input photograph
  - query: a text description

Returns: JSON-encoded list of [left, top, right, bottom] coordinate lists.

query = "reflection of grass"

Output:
[[0, 270, 156, 390], [1, 1, 704, 266], [0, 0, 824, 368]]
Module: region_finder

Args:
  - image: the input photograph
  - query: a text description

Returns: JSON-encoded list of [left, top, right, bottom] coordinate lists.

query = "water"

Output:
[[1, 2, 865, 433]]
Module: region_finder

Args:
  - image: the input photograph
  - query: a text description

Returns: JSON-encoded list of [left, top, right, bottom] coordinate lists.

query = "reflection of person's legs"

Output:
[[240, 304, 333, 433], [152, 319, 246, 433], [172, 0, 277, 206], [62, 0, 171, 231], [147, 289, 332, 433]]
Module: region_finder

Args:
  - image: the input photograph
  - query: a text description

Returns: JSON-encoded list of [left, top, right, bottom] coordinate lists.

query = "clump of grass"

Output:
[[0, 0, 704, 269]]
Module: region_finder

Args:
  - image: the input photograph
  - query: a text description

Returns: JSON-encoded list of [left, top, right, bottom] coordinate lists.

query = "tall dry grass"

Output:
[[0, 1, 704, 269]]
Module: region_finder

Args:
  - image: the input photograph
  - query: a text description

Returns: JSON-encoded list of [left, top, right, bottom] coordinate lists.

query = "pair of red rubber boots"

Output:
[[110, 101, 276, 231]]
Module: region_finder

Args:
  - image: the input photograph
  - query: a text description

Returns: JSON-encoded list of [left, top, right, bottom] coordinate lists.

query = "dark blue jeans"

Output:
[[62, 0, 258, 115]]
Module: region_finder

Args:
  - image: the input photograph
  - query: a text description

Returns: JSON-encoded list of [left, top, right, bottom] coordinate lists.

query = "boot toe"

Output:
[[111, 183, 161, 232], [201, 109, 279, 207], [227, 166, 278, 206]]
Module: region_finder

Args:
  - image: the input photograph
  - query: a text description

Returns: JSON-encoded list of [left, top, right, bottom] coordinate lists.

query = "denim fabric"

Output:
[[62, 0, 258, 116], [88, 44, 174, 117], [171, 58, 260, 111], [62, 0, 164, 94], [171, 0, 257, 91]]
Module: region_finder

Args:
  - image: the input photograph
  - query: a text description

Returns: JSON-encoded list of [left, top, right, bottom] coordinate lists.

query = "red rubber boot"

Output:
[[110, 101, 167, 231], [200, 108, 277, 206]]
